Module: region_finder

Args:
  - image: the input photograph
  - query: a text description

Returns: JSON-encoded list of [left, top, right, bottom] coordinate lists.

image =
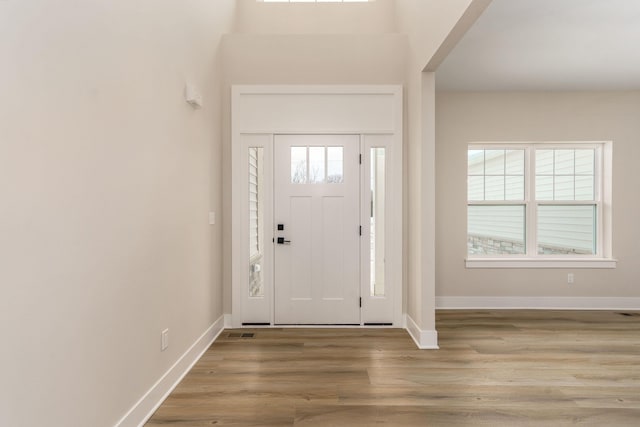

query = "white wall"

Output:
[[436, 91, 640, 301], [0, 1, 235, 425]]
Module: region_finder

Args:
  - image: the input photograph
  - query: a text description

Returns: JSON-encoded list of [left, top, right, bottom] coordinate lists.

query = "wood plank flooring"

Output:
[[146, 310, 640, 426]]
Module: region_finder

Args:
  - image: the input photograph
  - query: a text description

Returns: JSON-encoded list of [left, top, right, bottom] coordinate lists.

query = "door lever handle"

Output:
[[277, 237, 291, 245]]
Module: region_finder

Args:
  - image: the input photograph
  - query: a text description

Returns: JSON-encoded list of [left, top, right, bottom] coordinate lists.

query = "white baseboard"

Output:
[[436, 296, 640, 310], [404, 315, 439, 350], [115, 315, 226, 427]]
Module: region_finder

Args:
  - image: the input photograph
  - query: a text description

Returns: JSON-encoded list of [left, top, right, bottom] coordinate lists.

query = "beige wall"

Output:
[[435, 91, 640, 299], [234, 0, 397, 34], [0, 1, 235, 425], [395, 0, 474, 68]]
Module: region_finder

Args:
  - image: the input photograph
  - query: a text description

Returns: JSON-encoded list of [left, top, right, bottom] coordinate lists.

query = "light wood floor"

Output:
[[146, 310, 640, 426]]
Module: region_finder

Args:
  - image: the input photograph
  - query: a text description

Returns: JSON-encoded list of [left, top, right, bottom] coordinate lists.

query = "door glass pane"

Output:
[[308, 146, 325, 184], [538, 205, 595, 255], [249, 147, 264, 297], [327, 146, 344, 183], [468, 205, 525, 255], [291, 146, 307, 184], [370, 148, 385, 297]]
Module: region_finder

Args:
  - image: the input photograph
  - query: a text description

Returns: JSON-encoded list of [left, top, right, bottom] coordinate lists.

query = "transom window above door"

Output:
[[291, 146, 344, 184]]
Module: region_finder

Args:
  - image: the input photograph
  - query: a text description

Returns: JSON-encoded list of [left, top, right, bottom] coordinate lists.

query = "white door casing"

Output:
[[231, 86, 402, 328], [274, 135, 360, 325]]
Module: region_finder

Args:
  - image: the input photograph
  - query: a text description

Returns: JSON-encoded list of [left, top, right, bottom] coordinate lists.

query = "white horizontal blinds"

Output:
[[535, 148, 597, 255], [249, 147, 260, 258]]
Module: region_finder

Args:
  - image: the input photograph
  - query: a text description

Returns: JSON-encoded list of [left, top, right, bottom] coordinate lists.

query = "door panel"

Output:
[[274, 135, 360, 325], [321, 196, 344, 300], [290, 196, 312, 299]]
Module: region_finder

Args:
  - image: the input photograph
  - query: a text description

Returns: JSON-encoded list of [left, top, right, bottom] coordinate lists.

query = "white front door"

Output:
[[274, 135, 360, 324]]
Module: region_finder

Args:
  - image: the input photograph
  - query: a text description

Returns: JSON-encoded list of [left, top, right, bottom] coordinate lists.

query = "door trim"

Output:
[[231, 85, 403, 328]]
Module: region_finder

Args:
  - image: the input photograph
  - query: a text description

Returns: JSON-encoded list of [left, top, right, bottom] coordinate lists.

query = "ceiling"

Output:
[[436, 0, 640, 91]]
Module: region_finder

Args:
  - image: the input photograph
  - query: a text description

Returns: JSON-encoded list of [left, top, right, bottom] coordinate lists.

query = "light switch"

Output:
[[209, 212, 216, 225]]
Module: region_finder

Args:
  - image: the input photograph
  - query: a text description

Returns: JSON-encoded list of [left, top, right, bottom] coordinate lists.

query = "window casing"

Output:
[[466, 142, 615, 268]]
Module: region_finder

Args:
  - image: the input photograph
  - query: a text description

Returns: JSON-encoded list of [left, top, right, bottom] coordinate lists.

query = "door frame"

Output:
[[231, 85, 403, 328]]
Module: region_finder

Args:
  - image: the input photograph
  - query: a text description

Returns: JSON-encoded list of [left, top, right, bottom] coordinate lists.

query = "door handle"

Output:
[[277, 237, 291, 245]]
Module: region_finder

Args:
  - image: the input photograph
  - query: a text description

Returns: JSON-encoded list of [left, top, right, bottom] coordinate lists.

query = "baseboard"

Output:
[[404, 315, 439, 349], [436, 296, 640, 310], [115, 315, 226, 427]]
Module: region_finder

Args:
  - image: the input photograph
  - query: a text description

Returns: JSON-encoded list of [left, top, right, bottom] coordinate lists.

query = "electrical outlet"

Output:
[[161, 329, 169, 351], [567, 273, 574, 284]]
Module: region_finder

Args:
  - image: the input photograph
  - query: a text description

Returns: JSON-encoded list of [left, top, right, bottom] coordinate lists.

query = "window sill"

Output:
[[465, 258, 617, 269]]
